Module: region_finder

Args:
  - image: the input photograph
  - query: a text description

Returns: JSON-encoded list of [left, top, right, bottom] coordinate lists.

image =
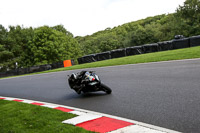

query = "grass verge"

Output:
[[1, 46, 200, 79], [0, 100, 94, 133]]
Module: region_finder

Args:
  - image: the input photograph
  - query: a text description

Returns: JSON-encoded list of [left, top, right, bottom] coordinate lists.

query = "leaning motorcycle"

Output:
[[68, 71, 112, 94]]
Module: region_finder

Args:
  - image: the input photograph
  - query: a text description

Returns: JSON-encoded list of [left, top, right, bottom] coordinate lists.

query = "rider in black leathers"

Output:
[[69, 71, 87, 94]]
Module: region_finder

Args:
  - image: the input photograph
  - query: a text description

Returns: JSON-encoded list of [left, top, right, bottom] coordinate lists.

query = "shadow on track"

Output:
[[63, 92, 111, 100]]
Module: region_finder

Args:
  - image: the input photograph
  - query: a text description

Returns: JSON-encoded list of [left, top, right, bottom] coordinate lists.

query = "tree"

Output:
[[29, 26, 81, 65], [0, 25, 7, 45], [0, 44, 14, 72], [51, 25, 73, 37], [99, 33, 121, 52], [4, 26, 35, 68], [176, 0, 200, 35], [130, 24, 154, 46], [177, 0, 200, 23], [0, 25, 19, 71]]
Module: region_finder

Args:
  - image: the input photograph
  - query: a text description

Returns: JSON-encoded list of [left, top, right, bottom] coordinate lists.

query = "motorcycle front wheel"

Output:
[[100, 83, 112, 94]]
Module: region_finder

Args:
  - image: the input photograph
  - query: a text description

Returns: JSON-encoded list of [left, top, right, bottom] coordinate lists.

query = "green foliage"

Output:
[[0, 44, 14, 71], [78, 0, 200, 55], [0, 25, 7, 44], [0, 45, 14, 62], [177, 0, 200, 23], [77, 14, 170, 54], [29, 26, 81, 66], [51, 25, 73, 37], [176, 0, 200, 35], [0, 25, 81, 71]]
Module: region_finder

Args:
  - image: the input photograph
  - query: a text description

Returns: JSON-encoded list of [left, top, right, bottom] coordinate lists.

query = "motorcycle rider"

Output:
[[68, 70, 112, 94], [69, 71, 88, 94]]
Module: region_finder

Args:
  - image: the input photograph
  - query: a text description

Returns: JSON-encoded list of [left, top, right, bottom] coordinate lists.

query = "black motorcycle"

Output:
[[68, 71, 112, 94]]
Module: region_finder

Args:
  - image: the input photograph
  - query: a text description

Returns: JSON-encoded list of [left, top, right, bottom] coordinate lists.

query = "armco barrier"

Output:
[[111, 49, 126, 59], [172, 38, 190, 49], [95, 51, 111, 61], [158, 41, 173, 51], [142, 43, 159, 53], [189, 35, 200, 47], [126, 46, 143, 56]]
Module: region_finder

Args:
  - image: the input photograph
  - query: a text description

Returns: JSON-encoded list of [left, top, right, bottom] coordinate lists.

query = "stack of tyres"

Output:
[[189, 35, 200, 47], [80, 54, 97, 64], [172, 38, 190, 49], [95, 51, 111, 61], [142, 43, 159, 53], [110, 49, 126, 59], [126, 46, 144, 56], [158, 41, 173, 51]]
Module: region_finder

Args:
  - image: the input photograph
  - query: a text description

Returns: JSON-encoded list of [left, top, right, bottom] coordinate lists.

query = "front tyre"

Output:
[[100, 83, 112, 94]]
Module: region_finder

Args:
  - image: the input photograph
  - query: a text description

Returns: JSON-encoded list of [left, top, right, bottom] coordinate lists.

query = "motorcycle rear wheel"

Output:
[[100, 83, 112, 94]]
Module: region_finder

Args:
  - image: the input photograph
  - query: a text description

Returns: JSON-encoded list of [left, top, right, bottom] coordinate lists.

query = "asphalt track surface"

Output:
[[1, 59, 200, 133]]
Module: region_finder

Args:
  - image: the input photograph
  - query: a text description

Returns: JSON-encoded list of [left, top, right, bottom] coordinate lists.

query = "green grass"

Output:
[[1, 46, 200, 79], [0, 100, 94, 133]]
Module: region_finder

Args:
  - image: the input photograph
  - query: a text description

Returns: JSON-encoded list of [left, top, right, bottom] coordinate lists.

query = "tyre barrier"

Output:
[[80, 54, 97, 64], [172, 38, 190, 50], [158, 41, 173, 51], [77, 57, 84, 65], [189, 35, 200, 47], [50, 62, 64, 69], [77, 35, 200, 64], [95, 51, 111, 61], [110, 49, 126, 59], [142, 43, 159, 53], [0, 61, 65, 78], [126, 46, 143, 56], [78, 54, 98, 64]]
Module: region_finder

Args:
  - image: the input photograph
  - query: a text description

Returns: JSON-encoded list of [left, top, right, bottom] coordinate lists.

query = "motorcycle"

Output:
[[68, 71, 112, 94]]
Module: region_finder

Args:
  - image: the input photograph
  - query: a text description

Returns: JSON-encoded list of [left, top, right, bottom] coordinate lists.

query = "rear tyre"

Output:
[[100, 83, 112, 94]]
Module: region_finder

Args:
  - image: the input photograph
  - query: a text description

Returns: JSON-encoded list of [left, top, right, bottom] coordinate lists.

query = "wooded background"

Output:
[[0, 0, 199, 72]]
